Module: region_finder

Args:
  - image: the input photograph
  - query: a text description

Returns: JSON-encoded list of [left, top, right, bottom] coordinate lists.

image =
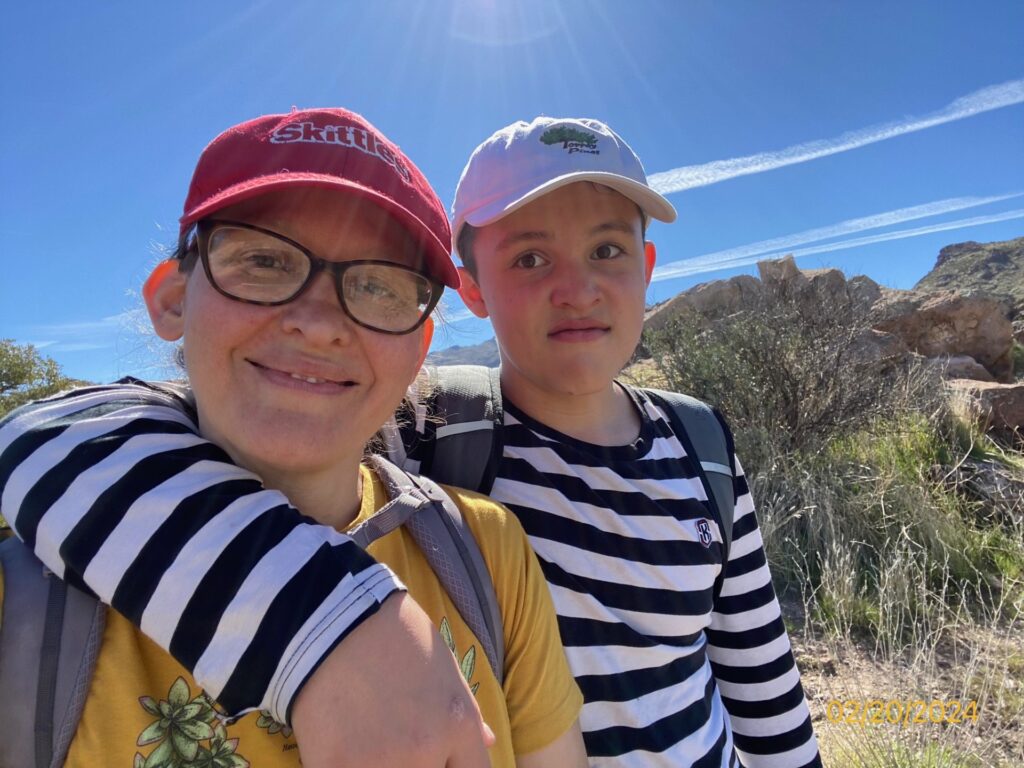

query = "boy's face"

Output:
[[459, 182, 655, 401]]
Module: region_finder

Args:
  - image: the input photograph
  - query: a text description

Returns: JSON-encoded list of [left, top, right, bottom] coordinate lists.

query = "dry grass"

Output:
[[639, 296, 1024, 767]]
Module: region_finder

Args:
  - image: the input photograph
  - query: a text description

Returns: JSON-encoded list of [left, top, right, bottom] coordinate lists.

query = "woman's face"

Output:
[[151, 187, 430, 477]]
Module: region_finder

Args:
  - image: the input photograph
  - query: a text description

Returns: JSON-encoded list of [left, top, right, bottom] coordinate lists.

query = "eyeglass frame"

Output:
[[188, 219, 445, 335]]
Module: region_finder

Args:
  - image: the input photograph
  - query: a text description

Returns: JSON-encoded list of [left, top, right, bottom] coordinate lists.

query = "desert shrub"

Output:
[[1012, 340, 1024, 381], [643, 284, 908, 472], [641, 285, 1024, 642]]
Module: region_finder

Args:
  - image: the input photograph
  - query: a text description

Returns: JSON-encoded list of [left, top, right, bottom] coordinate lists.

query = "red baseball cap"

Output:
[[180, 107, 459, 289]]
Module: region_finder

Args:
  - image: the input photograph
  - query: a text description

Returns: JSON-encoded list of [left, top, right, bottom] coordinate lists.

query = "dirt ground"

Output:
[[787, 614, 1024, 767]]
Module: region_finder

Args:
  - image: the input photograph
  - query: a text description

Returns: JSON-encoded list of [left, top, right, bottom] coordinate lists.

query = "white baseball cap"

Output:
[[451, 116, 677, 252]]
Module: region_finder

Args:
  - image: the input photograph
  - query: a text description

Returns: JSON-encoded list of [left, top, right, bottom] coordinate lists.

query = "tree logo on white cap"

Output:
[[540, 126, 599, 155]]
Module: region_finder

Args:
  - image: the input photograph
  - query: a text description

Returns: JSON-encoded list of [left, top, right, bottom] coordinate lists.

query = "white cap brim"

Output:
[[459, 171, 677, 234]]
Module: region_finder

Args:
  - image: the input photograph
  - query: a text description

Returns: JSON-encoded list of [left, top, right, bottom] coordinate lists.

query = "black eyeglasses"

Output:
[[193, 220, 443, 335]]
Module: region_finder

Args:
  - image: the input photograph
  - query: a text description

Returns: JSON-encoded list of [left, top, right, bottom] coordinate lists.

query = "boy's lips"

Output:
[[548, 319, 610, 342]]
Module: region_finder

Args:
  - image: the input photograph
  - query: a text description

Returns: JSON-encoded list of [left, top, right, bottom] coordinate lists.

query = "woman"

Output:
[[3, 108, 586, 768]]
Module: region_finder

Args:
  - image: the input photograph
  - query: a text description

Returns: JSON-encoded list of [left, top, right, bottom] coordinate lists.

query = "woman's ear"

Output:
[[144, 260, 188, 341], [456, 267, 490, 319]]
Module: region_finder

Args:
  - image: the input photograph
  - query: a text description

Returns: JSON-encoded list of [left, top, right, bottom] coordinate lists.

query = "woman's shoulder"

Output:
[[436, 484, 531, 568], [438, 484, 523, 535]]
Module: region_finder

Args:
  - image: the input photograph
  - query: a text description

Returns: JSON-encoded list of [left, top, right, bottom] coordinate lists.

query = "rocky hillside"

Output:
[[427, 338, 500, 367], [915, 236, 1024, 318], [642, 244, 1024, 434]]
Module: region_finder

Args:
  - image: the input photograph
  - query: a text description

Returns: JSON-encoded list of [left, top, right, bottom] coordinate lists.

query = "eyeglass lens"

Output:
[[205, 225, 436, 333]]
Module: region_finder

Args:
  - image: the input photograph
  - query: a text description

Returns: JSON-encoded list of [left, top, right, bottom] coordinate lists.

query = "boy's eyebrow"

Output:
[[589, 220, 639, 236], [494, 230, 553, 251], [495, 220, 638, 251]]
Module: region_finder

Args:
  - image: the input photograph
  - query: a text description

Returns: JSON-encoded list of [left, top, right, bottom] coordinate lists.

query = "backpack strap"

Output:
[[425, 366, 504, 495], [640, 388, 736, 589], [0, 537, 106, 768], [352, 456, 505, 684]]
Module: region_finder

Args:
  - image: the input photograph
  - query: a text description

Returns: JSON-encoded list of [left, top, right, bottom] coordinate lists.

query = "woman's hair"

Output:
[[173, 226, 200, 273]]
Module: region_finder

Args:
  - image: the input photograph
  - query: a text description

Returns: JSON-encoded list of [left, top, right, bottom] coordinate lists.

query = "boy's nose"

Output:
[[550, 262, 601, 309]]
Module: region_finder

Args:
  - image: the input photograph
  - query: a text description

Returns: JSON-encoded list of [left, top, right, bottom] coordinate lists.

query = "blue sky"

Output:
[[2, 1, 1022, 384]]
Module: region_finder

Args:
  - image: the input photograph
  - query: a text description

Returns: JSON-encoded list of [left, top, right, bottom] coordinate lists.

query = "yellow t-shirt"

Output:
[[8, 466, 581, 767]]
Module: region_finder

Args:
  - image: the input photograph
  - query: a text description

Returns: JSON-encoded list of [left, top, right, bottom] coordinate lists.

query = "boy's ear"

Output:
[[456, 267, 490, 319], [417, 317, 434, 367], [644, 241, 657, 286], [144, 260, 188, 341]]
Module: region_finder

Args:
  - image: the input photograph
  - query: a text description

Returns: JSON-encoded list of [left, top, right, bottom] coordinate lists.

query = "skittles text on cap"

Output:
[[180, 107, 459, 289]]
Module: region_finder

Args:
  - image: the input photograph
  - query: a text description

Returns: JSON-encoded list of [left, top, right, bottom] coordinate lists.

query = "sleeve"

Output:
[[456, 490, 583, 755], [0, 380, 405, 724], [707, 448, 823, 768]]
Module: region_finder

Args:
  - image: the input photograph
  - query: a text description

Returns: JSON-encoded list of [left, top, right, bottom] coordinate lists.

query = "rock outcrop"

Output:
[[643, 245, 1022, 432], [872, 291, 1014, 381], [914, 236, 1024, 320], [947, 379, 1024, 436]]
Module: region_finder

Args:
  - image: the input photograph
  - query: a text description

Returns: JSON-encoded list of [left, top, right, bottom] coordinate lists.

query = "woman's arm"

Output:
[[0, 381, 493, 765], [515, 720, 587, 768]]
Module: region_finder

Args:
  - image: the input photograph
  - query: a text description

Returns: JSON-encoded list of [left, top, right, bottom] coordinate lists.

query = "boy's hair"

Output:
[[455, 185, 648, 280]]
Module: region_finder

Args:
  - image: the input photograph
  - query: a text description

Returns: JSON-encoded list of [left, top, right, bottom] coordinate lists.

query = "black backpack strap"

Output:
[[640, 388, 736, 591], [425, 366, 504, 495], [0, 537, 106, 768], [357, 456, 505, 683]]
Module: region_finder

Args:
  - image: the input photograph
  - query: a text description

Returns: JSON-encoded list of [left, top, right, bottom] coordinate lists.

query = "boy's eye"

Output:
[[592, 244, 624, 260], [512, 251, 549, 269]]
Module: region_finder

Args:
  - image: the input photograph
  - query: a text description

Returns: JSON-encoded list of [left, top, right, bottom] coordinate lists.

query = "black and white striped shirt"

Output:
[[401, 390, 819, 767], [0, 381, 402, 724], [0, 379, 820, 766]]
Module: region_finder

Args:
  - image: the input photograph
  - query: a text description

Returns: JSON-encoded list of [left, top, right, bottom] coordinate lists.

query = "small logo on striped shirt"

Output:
[[696, 519, 714, 548]]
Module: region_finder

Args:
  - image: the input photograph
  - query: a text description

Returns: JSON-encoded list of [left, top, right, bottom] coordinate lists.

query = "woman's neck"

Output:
[[258, 463, 364, 530]]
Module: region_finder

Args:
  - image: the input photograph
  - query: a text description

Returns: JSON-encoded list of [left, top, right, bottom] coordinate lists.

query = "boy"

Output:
[[1, 117, 820, 766]]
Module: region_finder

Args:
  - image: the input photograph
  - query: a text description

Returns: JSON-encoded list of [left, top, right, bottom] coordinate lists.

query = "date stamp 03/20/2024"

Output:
[[825, 699, 980, 728]]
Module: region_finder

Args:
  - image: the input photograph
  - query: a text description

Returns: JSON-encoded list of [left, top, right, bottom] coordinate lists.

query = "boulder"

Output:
[[931, 355, 996, 382], [645, 274, 763, 331], [947, 379, 1024, 433], [873, 291, 1014, 381], [758, 255, 806, 287]]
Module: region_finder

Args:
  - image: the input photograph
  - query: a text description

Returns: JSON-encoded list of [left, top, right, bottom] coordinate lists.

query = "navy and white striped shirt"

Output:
[[399, 389, 819, 767]]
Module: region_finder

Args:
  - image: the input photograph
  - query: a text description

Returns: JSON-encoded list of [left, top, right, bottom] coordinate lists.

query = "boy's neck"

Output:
[[499, 369, 641, 446]]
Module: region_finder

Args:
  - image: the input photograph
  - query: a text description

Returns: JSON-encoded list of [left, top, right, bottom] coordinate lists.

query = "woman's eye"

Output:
[[513, 251, 548, 269], [243, 250, 292, 271], [592, 243, 624, 260]]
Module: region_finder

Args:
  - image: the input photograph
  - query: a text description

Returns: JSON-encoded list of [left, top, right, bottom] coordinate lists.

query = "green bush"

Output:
[[642, 287, 1024, 644], [1, 339, 76, 419]]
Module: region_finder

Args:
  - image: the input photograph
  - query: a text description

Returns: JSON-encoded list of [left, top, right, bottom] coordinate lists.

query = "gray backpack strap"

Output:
[[428, 366, 503, 495], [0, 537, 107, 768], [642, 388, 736, 564], [361, 457, 505, 684]]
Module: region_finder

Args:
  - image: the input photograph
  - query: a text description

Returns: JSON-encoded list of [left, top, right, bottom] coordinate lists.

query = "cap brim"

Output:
[[180, 173, 460, 290], [460, 171, 677, 234]]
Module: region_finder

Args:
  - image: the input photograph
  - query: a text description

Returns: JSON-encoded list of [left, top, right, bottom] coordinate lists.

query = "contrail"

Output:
[[652, 192, 1022, 281], [652, 209, 1024, 282], [648, 78, 1024, 194]]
